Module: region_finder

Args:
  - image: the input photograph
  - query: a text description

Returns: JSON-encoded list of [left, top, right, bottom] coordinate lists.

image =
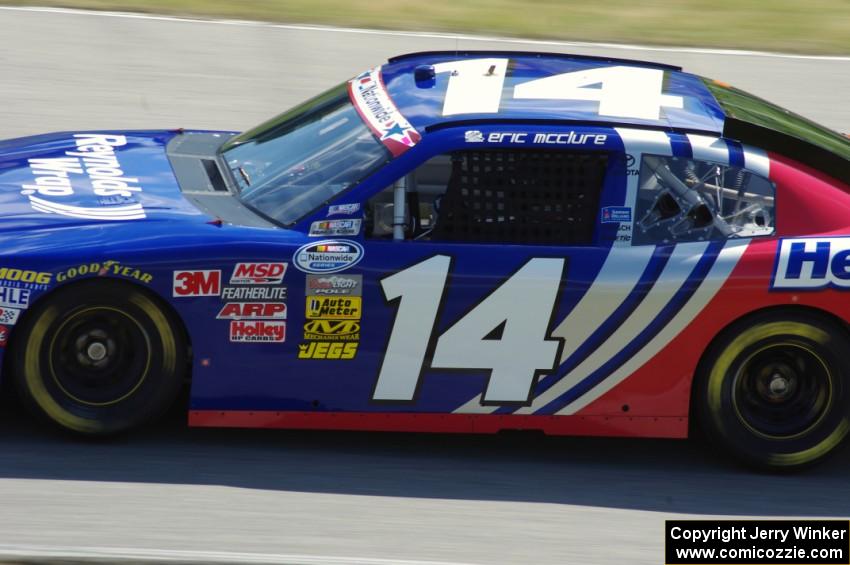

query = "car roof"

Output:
[[379, 51, 727, 135]]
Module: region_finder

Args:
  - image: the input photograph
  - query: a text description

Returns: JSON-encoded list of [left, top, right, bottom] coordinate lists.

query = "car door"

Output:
[[307, 124, 660, 420]]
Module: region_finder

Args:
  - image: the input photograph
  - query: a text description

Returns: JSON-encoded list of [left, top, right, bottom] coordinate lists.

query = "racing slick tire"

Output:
[[695, 310, 850, 470], [10, 280, 187, 435]]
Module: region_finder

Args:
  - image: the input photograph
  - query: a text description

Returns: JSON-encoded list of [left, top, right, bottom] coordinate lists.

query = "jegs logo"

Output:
[[298, 341, 357, 360], [173, 270, 221, 297], [217, 302, 287, 320], [773, 238, 850, 289], [230, 263, 287, 285]]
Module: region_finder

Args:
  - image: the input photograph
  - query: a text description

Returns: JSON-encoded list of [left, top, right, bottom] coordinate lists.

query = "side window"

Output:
[[365, 149, 607, 245], [634, 155, 775, 245]]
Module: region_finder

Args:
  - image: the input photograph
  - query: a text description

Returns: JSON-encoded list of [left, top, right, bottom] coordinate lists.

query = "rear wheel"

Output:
[[696, 311, 850, 469], [11, 281, 187, 435]]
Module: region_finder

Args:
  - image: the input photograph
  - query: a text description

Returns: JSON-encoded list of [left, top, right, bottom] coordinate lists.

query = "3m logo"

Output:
[[305, 296, 362, 319], [230, 321, 286, 343], [173, 270, 221, 297], [773, 238, 850, 289], [303, 319, 360, 341], [217, 302, 287, 320], [230, 263, 287, 285]]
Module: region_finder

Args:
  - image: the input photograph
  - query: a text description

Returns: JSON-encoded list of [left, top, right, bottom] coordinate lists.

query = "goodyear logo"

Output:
[[773, 238, 850, 289], [305, 296, 361, 319], [303, 319, 360, 341]]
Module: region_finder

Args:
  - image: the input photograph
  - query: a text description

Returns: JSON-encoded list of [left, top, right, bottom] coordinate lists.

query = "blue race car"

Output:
[[3, 51, 850, 468]]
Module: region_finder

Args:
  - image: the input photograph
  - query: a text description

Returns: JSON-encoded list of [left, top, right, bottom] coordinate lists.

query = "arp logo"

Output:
[[230, 262, 287, 285], [217, 302, 287, 320], [173, 270, 221, 297], [773, 238, 850, 289]]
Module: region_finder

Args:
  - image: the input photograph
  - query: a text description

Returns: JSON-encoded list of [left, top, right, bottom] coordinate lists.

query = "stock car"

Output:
[[1, 51, 850, 469]]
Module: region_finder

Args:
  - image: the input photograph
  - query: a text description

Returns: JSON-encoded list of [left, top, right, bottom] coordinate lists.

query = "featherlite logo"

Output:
[[22, 134, 146, 220]]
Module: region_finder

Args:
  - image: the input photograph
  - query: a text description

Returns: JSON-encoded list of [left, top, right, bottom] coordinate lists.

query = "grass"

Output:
[[3, 0, 850, 54]]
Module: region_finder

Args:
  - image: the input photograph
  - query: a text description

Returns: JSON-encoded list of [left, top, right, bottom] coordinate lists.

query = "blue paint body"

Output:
[[0, 52, 737, 418]]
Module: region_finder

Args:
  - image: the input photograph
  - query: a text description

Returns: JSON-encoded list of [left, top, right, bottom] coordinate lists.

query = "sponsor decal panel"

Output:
[[306, 274, 362, 296], [230, 262, 287, 285], [0, 325, 8, 347], [601, 206, 632, 224], [22, 134, 146, 221], [217, 302, 287, 320], [773, 237, 850, 289], [306, 296, 361, 320], [303, 319, 360, 342], [173, 270, 221, 297], [229, 320, 286, 343], [0, 267, 52, 288], [0, 307, 21, 325], [56, 260, 152, 284], [221, 286, 287, 300], [348, 66, 421, 157], [309, 219, 361, 237], [298, 341, 357, 360], [293, 240, 363, 274], [0, 286, 31, 309], [327, 203, 360, 216]]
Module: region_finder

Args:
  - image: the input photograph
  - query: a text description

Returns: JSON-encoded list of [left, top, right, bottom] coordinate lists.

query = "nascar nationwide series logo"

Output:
[[22, 134, 146, 221], [229, 262, 287, 285], [349, 67, 421, 157], [293, 240, 363, 274], [229, 320, 286, 343]]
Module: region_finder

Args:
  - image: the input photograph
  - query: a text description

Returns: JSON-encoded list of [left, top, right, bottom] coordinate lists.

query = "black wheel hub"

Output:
[[50, 308, 150, 406], [733, 342, 832, 439]]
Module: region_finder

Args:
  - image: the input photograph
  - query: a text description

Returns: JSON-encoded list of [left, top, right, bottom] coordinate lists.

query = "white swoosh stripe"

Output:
[[686, 134, 729, 165], [557, 239, 749, 415], [743, 145, 770, 178], [519, 242, 707, 414], [452, 246, 654, 414]]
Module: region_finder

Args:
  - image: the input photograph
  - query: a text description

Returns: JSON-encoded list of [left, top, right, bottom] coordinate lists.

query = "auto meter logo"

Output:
[[230, 262, 287, 285], [22, 134, 146, 221], [293, 240, 364, 274]]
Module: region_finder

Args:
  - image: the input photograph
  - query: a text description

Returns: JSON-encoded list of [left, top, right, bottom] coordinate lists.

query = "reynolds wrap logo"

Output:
[[773, 237, 850, 289], [22, 134, 145, 221]]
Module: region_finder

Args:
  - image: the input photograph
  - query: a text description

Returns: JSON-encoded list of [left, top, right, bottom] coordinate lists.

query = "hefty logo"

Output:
[[217, 302, 287, 320], [773, 238, 850, 289], [230, 263, 287, 285], [229, 321, 286, 343], [173, 270, 221, 297]]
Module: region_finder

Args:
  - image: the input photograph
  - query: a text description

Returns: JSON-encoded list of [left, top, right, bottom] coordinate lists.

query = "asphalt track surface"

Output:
[[0, 6, 850, 565]]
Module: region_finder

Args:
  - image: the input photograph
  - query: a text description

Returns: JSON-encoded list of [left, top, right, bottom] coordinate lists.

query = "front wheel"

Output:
[[11, 281, 187, 435], [695, 311, 850, 469]]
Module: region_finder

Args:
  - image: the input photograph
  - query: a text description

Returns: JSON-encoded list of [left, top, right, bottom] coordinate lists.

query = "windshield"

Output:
[[221, 83, 390, 225], [704, 79, 850, 161]]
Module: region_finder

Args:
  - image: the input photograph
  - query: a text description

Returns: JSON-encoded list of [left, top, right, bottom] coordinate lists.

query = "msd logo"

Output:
[[230, 262, 287, 285], [773, 238, 850, 289]]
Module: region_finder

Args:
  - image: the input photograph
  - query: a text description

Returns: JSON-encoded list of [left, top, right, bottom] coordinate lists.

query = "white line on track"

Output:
[[0, 544, 482, 565], [2, 5, 850, 62]]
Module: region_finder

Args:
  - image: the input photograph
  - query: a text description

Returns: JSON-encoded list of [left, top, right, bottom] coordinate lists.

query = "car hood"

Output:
[[0, 130, 208, 230]]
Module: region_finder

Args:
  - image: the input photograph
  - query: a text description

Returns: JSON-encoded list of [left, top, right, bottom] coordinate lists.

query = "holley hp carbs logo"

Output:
[[22, 134, 146, 221]]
